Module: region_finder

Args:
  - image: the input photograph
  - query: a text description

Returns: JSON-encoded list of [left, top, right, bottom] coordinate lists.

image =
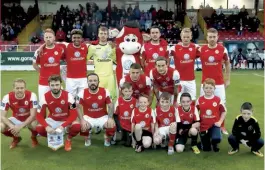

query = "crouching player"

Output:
[[228, 102, 264, 157], [196, 78, 227, 152], [114, 82, 137, 146], [175, 93, 200, 154], [131, 95, 155, 152], [153, 92, 180, 155], [36, 75, 80, 151], [77, 73, 116, 147], [1, 79, 39, 149]]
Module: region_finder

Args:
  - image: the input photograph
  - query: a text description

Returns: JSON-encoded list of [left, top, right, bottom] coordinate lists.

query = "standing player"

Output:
[[36, 75, 80, 151], [140, 25, 170, 75], [175, 93, 200, 154], [199, 28, 231, 135], [149, 57, 180, 105], [114, 82, 137, 146], [119, 63, 152, 102], [171, 28, 200, 105], [196, 78, 227, 152], [1, 79, 39, 149], [32, 28, 65, 101], [131, 95, 156, 152], [153, 92, 180, 155], [77, 73, 116, 147], [87, 26, 117, 101]]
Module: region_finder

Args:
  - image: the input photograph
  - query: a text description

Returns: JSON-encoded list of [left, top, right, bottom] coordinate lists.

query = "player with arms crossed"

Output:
[[87, 26, 117, 101], [175, 93, 200, 154], [199, 28, 231, 135], [140, 26, 170, 75], [196, 78, 227, 152], [119, 63, 152, 102], [114, 82, 137, 146], [32, 28, 65, 101], [171, 28, 200, 105], [36, 75, 80, 151], [77, 73, 116, 147], [153, 92, 180, 155], [131, 95, 155, 152], [1, 79, 39, 149], [149, 57, 180, 105]]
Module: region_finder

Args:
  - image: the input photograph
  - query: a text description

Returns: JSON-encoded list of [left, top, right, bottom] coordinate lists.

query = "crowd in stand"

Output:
[[1, 3, 39, 41]]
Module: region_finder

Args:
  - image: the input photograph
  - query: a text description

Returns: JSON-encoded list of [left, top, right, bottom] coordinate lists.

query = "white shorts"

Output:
[[83, 115, 108, 130], [200, 84, 226, 103], [38, 85, 50, 101], [9, 117, 24, 126], [158, 126, 170, 138], [158, 91, 174, 104], [45, 118, 67, 134], [66, 78, 88, 97], [180, 80, 196, 100]]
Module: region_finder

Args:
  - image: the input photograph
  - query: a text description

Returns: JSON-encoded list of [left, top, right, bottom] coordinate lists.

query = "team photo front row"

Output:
[[1, 72, 263, 157]]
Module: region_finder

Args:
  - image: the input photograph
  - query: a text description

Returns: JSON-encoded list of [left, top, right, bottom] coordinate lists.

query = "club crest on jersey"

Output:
[[48, 57, 55, 63], [159, 47, 163, 51], [189, 48, 193, 51], [74, 51, 80, 57], [140, 121, 146, 127], [61, 100, 65, 104], [213, 102, 217, 107], [189, 114, 193, 118], [152, 53, 159, 59], [163, 118, 170, 125], [123, 60, 133, 70], [145, 114, 149, 118], [206, 109, 212, 115], [19, 108, 25, 113], [54, 51, 58, 55], [98, 96, 102, 100], [215, 50, 219, 54], [139, 84, 143, 88], [55, 107, 62, 113], [169, 113, 173, 117], [130, 104, 134, 108], [124, 111, 129, 117], [248, 126, 253, 131], [208, 56, 215, 63], [166, 77, 170, 81], [92, 103, 98, 109], [24, 101, 28, 105], [184, 54, 190, 60]]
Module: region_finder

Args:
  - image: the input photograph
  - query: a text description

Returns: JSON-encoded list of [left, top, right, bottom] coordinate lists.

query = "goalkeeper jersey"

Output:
[[87, 43, 116, 77]]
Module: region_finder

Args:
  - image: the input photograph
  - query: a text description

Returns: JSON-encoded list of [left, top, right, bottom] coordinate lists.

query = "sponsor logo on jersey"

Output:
[[92, 103, 98, 109], [25, 101, 28, 105], [152, 53, 159, 59], [206, 109, 212, 116], [124, 111, 129, 117], [98, 96, 102, 100], [145, 114, 149, 118], [19, 108, 26, 113], [74, 51, 81, 57], [163, 118, 170, 125], [61, 100, 65, 104], [208, 56, 215, 63], [213, 102, 217, 107], [205, 56, 218, 65], [48, 57, 55, 64], [123, 60, 133, 70], [184, 54, 190, 60], [55, 107, 62, 113], [140, 121, 146, 127]]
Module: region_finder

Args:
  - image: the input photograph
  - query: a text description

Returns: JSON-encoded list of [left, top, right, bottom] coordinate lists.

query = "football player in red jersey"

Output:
[[119, 63, 152, 102], [77, 73, 116, 147], [175, 93, 200, 154], [36, 75, 80, 151], [114, 82, 137, 147], [32, 28, 65, 101], [149, 57, 180, 106], [171, 28, 200, 105], [131, 95, 155, 152], [1, 79, 39, 149], [140, 26, 170, 75], [153, 92, 180, 155], [199, 28, 231, 135], [196, 78, 227, 152]]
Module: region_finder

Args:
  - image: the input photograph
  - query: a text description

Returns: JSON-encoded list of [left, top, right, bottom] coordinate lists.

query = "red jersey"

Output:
[[119, 74, 152, 99], [141, 42, 169, 75], [77, 87, 112, 118], [196, 95, 226, 132], [177, 105, 200, 129], [114, 96, 137, 132], [33, 44, 64, 85], [200, 44, 229, 85], [172, 43, 200, 81], [149, 67, 180, 94], [131, 107, 155, 132], [63, 43, 88, 78], [155, 106, 180, 128], [37, 90, 77, 127], [1, 90, 38, 121]]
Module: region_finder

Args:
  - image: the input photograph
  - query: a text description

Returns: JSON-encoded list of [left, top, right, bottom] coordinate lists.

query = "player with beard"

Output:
[[77, 73, 116, 147], [1, 79, 39, 149], [36, 75, 80, 151]]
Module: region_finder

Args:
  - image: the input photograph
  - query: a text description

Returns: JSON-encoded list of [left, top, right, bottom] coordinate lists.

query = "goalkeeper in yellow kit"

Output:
[[87, 26, 117, 101]]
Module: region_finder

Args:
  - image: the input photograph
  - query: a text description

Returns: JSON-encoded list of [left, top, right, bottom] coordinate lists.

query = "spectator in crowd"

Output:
[[56, 27, 66, 41], [246, 43, 263, 69], [234, 48, 247, 69], [31, 35, 41, 44]]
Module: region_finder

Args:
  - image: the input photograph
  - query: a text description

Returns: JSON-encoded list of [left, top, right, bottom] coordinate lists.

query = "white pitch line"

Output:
[[253, 73, 265, 78]]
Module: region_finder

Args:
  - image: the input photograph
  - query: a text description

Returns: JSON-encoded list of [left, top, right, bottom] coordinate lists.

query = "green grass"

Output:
[[1, 70, 264, 170]]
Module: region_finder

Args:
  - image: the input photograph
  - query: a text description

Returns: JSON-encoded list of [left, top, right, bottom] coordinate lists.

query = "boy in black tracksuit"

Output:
[[228, 102, 264, 157]]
